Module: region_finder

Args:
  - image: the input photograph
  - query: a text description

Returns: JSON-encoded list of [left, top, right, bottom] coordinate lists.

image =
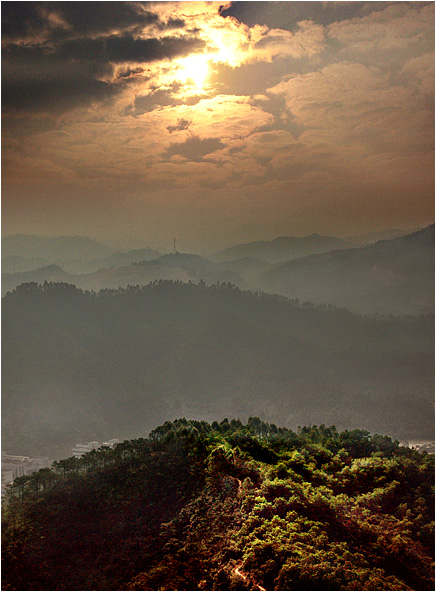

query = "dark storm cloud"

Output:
[[1, 1, 47, 40], [1, 2, 185, 42], [1, 1, 204, 116], [167, 137, 225, 161], [220, 1, 408, 30], [54, 2, 159, 36], [2, 62, 117, 114], [58, 34, 205, 64]]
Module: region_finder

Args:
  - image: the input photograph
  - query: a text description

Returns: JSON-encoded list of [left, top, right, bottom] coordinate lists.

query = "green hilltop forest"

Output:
[[2, 418, 434, 591], [2, 281, 434, 458]]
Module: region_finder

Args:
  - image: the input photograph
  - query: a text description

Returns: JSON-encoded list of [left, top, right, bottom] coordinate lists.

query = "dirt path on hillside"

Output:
[[234, 563, 266, 591]]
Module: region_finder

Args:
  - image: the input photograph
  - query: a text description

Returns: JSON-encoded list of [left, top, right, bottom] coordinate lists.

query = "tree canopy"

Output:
[[2, 418, 434, 590]]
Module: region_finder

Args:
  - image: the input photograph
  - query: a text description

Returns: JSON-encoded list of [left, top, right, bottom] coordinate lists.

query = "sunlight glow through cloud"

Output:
[[178, 54, 210, 89], [1, 1, 434, 249]]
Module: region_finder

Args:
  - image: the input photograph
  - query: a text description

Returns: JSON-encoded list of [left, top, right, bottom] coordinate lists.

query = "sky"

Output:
[[2, 1, 434, 252]]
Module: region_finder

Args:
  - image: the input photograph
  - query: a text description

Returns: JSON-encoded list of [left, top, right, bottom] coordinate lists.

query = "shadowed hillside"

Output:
[[2, 281, 433, 458]]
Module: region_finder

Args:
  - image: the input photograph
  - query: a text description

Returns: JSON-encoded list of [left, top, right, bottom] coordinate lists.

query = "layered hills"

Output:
[[2, 281, 433, 458], [2, 227, 432, 315], [1, 253, 243, 296], [2, 419, 434, 591]]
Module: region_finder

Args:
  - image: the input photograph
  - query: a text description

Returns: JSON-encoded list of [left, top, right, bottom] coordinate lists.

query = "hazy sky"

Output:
[[2, 1, 434, 251]]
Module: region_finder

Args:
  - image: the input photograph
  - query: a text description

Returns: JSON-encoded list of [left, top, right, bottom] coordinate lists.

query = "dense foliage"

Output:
[[2, 281, 433, 457], [2, 418, 434, 591]]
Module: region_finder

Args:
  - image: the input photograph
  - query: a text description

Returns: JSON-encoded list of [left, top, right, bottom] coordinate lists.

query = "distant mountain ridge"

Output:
[[1, 252, 245, 296], [212, 234, 356, 263], [261, 225, 434, 315], [346, 228, 414, 245], [3, 228, 433, 315]]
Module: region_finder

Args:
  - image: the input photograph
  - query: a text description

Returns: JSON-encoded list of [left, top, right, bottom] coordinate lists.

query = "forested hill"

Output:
[[2, 281, 433, 458], [2, 418, 434, 591]]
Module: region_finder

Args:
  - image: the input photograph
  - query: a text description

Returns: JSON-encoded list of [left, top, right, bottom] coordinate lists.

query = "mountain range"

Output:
[[2, 227, 433, 316], [1, 253, 244, 297]]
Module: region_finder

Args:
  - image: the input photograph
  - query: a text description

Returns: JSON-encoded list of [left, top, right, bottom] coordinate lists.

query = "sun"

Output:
[[178, 54, 210, 89]]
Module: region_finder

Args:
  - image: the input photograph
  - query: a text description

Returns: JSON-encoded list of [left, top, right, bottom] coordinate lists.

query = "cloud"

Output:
[[250, 20, 326, 61], [134, 88, 183, 113], [53, 2, 160, 36], [167, 118, 191, 133], [2, 31, 205, 114], [1, 52, 118, 114], [327, 2, 434, 55], [1, 2, 205, 116], [1, 2, 49, 41], [1, 2, 325, 118], [167, 136, 225, 161], [268, 60, 433, 154], [1, 1, 185, 42], [400, 53, 435, 98], [2, 1, 434, 247], [57, 34, 205, 64], [220, 1, 402, 30]]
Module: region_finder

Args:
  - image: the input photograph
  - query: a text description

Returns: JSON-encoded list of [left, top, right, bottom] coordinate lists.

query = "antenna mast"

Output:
[[173, 238, 176, 254]]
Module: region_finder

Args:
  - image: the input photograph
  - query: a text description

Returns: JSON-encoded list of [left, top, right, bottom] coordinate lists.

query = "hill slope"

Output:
[[2, 281, 433, 457], [261, 226, 435, 315], [2, 419, 434, 591]]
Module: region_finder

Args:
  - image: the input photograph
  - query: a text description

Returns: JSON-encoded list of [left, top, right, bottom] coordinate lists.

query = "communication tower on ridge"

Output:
[[173, 238, 176, 254]]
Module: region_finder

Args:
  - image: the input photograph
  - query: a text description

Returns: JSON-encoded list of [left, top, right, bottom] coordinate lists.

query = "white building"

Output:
[[72, 439, 120, 458], [1, 452, 51, 496]]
